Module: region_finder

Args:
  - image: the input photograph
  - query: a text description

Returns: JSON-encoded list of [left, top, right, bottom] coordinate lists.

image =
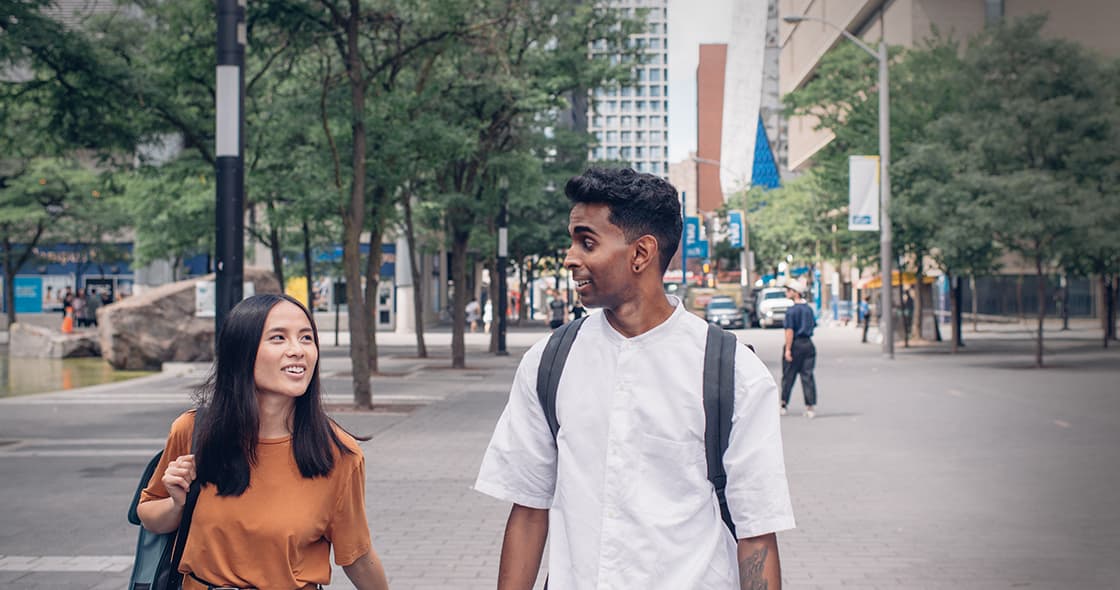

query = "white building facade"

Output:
[[588, 0, 670, 176]]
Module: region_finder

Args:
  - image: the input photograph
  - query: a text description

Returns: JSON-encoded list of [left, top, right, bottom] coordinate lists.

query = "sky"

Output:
[[667, 0, 734, 163]]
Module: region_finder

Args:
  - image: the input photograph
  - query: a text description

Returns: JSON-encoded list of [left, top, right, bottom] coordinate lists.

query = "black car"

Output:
[[705, 296, 745, 329]]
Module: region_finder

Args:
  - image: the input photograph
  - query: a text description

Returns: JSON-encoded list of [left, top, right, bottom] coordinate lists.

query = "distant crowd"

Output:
[[45, 285, 115, 328]]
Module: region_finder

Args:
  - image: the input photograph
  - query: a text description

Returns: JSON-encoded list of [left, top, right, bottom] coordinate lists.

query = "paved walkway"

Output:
[[1, 320, 1117, 588]]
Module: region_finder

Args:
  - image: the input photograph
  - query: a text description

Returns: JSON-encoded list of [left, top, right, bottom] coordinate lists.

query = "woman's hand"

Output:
[[162, 454, 196, 506]]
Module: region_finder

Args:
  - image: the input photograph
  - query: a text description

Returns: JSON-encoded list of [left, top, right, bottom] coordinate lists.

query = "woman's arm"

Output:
[[136, 454, 194, 534], [342, 550, 389, 590]]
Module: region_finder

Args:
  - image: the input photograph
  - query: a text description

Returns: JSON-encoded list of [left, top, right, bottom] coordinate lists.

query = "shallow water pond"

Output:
[[0, 351, 155, 397]]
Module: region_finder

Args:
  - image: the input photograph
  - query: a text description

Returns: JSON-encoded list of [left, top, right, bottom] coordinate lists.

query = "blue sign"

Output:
[[685, 216, 700, 247], [686, 241, 708, 259], [728, 211, 744, 249], [14, 276, 43, 313]]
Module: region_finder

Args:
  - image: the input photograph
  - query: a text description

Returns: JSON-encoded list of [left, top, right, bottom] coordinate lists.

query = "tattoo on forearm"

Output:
[[739, 546, 769, 590]]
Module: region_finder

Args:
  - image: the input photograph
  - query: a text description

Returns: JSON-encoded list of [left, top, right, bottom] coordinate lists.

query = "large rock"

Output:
[[8, 322, 100, 358], [98, 269, 281, 370]]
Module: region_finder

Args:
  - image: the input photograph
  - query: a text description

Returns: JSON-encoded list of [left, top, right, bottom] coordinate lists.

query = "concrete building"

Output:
[[779, 0, 1120, 325], [780, 0, 1120, 172], [588, 0, 670, 176]]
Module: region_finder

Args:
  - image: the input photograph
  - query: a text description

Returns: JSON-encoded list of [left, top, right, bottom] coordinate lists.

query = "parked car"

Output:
[[757, 287, 793, 328], [705, 296, 745, 329]]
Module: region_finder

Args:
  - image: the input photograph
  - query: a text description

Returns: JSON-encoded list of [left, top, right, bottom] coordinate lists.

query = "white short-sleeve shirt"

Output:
[[475, 296, 795, 589]]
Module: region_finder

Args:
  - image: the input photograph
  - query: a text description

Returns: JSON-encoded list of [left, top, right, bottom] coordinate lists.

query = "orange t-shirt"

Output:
[[140, 411, 371, 590]]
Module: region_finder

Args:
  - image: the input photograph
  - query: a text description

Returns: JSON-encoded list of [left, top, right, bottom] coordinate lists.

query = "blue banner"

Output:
[[728, 211, 744, 249], [685, 216, 700, 247], [15, 276, 43, 313], [686, 241, 708, 259]]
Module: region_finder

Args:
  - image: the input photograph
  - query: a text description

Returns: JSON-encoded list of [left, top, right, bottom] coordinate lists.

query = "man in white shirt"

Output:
[[475, 167, 795, 589]]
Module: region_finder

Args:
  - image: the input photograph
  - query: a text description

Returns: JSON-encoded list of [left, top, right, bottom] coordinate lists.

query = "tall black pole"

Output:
[[496, 179, 509, 356], [215, 0, 245, 337]]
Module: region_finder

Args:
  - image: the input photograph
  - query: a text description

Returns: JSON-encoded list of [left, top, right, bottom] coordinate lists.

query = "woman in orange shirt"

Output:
[[137, 294, 389, 590]]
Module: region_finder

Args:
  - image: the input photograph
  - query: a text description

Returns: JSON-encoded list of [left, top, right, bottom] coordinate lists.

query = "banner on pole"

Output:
[[727, 210, 744, 249], [848, 155, 880, 231], [684, 216, 708, 259]]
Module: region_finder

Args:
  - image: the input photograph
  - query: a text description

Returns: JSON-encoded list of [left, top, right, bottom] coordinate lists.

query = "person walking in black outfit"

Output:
[[781, 284, 818, 418]]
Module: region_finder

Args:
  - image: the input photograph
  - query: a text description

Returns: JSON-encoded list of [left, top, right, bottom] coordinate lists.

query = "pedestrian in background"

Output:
[[86, 288, 103, 327], [548, 293, 566, 329], [466, 298, 481, 333], [781, 284, 818, 418], [570, 298, 586, 320], [860, 295, 871, 343], [476, 167, 794, 589], [483, 298, 494, 334], [71, 288, 88, 328], [137, 294, 389, 590]]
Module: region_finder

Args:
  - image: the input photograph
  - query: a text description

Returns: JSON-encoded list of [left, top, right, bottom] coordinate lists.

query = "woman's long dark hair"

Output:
[[193, 293, 353, 496]]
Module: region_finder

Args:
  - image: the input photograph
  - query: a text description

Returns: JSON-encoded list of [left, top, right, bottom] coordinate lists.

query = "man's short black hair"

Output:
[[564, 167, 682, 273]]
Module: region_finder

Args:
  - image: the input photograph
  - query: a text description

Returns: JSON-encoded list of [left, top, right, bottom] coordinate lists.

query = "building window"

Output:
[[607, 146, 619, 159], [650, 85, 661, 97], [606, 115, 617, 127], [620, 116, 632, 127], [621, 131, 632, 142], [620, 146, 631, 159], [606, 131, 618, 143]]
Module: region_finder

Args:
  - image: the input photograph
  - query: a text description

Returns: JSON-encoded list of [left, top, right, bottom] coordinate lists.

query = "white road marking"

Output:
[[0, 555, 133, 573], [1053, 420, 1071, 428]]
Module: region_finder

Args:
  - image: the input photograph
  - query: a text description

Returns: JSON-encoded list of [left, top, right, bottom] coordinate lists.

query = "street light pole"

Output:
[[784, 14, 893, 358], [215, 0, 246, 337], [877, 40, 894, 359], [496, 178, 510, 356]]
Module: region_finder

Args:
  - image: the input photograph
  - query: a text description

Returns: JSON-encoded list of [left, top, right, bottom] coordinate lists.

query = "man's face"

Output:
[[565, 203, 636, 310]]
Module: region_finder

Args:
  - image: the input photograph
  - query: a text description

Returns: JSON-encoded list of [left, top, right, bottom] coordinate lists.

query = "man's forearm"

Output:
[[737, 533, 781, 590], [497, 504, 549, 590], [784, 329, 793, 351]]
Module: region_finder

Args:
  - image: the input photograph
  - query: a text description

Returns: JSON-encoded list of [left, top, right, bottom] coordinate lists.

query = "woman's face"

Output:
[[253, 301, 318, 401]]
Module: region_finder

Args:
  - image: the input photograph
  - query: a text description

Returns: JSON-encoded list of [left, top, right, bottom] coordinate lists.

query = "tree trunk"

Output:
[[951, 274, 962, 353], [451, 229, 470, 368], [269, 225, 284, 292], [1104, 275, 1115, 348], [898, 255, 909, 348], [2, 236, 15, 326], [341, 2, 372, 408], [302, 219, 314, 313], [1035, 258, 1046, 368], [365, 223, 383, 375], [267, 201, 285, 289], [970, 274, 979, 332], [402, 191, 427, 357]]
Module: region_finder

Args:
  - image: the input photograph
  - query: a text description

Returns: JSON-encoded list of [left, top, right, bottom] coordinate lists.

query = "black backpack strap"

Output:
[[536, 316, 589, 441], [167, 407, 206, 586], [704, 324, 738, 538]]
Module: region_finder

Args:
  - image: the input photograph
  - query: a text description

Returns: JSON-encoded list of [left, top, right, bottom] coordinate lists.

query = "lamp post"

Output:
[[215, 0, 246, 337], [496, 177, 510, 356], [784, 14, 893, 358]]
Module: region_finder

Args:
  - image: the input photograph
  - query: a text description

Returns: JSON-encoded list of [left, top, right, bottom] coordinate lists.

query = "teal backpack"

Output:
[[126, 410, 203, 590]]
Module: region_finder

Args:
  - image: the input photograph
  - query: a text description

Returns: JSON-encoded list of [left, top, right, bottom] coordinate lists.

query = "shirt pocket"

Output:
[[634, 433, 707, 524]]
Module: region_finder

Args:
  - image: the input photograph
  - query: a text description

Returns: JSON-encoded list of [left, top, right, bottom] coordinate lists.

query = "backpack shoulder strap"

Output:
[[167, 407, 206, 581], [703, 324, 739, 538], [536, 316, 588, 441]]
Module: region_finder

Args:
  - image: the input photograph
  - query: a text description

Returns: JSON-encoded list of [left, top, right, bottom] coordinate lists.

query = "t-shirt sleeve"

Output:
[[723, 346, 796, 539], [325, 452, 372, 566], [473, 339, 557, 509], [139, 411, 195, 504]]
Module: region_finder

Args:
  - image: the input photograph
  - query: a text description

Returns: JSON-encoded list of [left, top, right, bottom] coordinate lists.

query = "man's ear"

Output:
[[631, 235, 660, 273]]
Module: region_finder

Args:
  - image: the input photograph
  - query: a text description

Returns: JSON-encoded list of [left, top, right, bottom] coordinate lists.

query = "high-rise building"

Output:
[[588, 0, 670, 177]]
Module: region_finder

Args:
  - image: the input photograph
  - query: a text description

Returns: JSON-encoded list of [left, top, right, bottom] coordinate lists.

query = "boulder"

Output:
[[98, 269, 281, 370], [8, 322, 100, 358]]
